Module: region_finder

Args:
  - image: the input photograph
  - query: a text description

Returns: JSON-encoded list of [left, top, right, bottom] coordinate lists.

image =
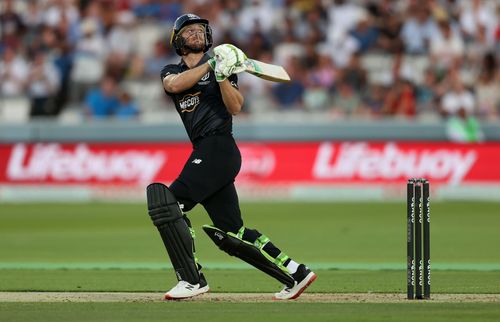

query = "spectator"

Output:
[[362, 84, 386, 118], [303, 54, 336, 111], [341, 54, 367, 94], [42, 0, 79, 29], [475, 52, 499, 120], [132, 0, 162, 20], [466, 24, 492, 65], [430, 19, 464, 71], [115, 90, 139, 120], [20, 1, 43, 33], [377, 13, 403, 54], [431, 0, 460, 22], [441, 77, 476, 119], [459, 0, 497, 44], [236, 51, 273, 114], [323, 28, 359, 68], [495, 6, 500, 53], [271, 57, 305, 110], [0, 0, 25, 49], [331, 81, 363, 118], [295, 2, 328, 43], [216, 0, 244, 44], [53, 41, 74, 115], [107, 10, 137, 79], [243, 29, 272, 62], [273, 22, 305, 67], [27, 50, 60, 117], [238, 0, 276, 37], [442, 77, 484, 142], [327, 0, 364, 35], [306, 53, 337, 90], [400, 6, 437, 54], [70, 18, 106, 103], [136, 39, 175, 79], [350, 11, 379, 53], [383, 79, 416, 118], [0, 46, 28, 97], [271, 80, 305, 110], [416, 69, 438, 114], [0, 0, 496, 123], [84, 76, 120, 119], [28, 25, 59, 55]]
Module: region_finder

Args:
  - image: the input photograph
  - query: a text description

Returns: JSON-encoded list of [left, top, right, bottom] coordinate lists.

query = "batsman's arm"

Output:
[[163, 63, 211, 94], [218, 79, 244, 115]]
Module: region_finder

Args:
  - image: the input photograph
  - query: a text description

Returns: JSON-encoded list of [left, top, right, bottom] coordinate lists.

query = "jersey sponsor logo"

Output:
[[179, 92, 201, 113], [197, 72, 211, 85]]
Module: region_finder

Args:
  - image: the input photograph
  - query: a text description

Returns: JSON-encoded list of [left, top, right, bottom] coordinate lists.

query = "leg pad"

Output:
[[147, 183, 200, 284], [203, 225, 295, 287]]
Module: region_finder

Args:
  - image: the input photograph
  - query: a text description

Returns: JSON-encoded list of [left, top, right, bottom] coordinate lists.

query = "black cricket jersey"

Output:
[[160, 54, 239, 143]]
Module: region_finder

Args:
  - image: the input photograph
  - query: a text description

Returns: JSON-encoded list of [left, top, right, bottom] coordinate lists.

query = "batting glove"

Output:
[[213, 44, 247, 77], [207, 56, 227, 82]]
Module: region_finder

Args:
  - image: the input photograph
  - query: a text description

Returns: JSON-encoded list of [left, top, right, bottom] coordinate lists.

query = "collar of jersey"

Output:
[[180, 53, 210, 69]]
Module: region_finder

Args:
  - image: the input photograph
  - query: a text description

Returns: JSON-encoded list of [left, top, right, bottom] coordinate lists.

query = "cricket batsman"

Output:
[[146, 13, 316, 300]]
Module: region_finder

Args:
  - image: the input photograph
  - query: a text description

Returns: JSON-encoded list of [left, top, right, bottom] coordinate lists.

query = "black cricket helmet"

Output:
[[170, 13, 213, 56]]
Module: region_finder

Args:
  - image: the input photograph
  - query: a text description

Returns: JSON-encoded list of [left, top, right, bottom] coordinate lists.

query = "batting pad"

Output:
[[203, 225, 295, 287], [147, 183, 200, 284]]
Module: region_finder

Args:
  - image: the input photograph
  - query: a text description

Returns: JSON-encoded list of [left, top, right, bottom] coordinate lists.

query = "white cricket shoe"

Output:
[[163, 277, 209, 300], [274, 264, 317, 300]]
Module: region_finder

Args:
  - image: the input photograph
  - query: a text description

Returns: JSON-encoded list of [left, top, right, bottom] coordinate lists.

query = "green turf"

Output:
[[1, 202, 499, 322], [1, 202, 499, 264], [1, 302, 500, 322]]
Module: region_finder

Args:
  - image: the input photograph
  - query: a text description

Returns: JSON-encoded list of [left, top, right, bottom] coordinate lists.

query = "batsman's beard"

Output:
[[184, 43, 204, 54], [183, 35, 205, 54]]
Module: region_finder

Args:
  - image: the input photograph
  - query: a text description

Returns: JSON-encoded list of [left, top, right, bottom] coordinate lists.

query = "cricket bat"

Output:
[[242, 59, 291, 83]]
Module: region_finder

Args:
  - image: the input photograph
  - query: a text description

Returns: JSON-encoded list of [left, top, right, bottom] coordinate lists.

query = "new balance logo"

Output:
[[192, 159, 202, 164]]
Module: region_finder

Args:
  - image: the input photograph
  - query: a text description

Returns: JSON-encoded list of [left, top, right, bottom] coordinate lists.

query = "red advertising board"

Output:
[[1, 142, 499, 186]]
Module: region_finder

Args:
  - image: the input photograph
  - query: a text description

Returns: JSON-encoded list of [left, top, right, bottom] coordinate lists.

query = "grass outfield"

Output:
[[1, 202, 499, 321], [1, 302, 499, 322], [1, 302, 500, 322]]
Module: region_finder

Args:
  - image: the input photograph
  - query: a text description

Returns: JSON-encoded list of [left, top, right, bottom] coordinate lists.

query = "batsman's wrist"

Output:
[[215, 73, 227, 82], [207, 59, 216, 71]]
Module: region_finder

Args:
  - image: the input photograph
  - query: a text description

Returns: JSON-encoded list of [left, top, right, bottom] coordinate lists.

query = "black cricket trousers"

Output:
[[170, 134, 244, 233]]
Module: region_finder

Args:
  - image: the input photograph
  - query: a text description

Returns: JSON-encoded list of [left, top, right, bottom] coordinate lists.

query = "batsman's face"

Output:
[[181, 24, 205, 49]]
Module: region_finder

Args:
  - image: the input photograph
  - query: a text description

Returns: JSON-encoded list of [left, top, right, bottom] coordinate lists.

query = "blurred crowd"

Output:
[[0, 0, 499, 129]]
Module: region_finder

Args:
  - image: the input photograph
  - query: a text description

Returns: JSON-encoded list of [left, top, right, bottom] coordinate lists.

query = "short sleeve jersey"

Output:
[[160, 54, 239, 143]]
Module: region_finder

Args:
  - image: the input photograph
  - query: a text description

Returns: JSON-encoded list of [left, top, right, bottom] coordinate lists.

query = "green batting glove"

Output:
[[207, 57, 227, 82], [215, 71, 227, 82], [207, 57, 217, 70]]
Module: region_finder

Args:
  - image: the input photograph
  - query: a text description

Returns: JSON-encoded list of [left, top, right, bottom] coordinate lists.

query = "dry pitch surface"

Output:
[[1, 292, 499, 303]]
